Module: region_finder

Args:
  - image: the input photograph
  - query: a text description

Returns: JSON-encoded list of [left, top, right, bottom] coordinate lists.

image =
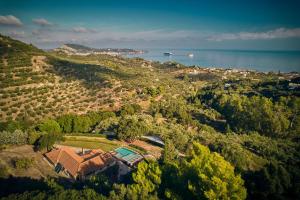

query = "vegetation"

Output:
[[37, 119, 61, 134], [116, 116, 148, 141], [0, 35, 299, 200], [0, 130, 28, 145], [61, 136, 119, 151], [35, 133, 64, 151], [13, 157, 34, 170]]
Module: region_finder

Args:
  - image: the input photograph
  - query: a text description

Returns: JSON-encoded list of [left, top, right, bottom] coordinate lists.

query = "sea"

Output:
[[126, 49, 300, 72]]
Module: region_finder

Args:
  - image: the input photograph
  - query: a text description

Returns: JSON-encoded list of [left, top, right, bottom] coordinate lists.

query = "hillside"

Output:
[[0, 35, 193, 122], [53, 43, 144, 55], [1, 35, 300, 200], [1, 35, 299, 123]]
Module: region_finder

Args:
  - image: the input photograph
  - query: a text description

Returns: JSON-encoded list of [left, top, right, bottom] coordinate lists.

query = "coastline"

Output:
[[124, 48, 300, 73]]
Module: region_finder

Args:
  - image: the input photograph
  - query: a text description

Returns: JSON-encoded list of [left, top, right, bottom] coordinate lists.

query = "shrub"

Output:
[[28, 131, 44, 145], [13, 157, 34, 170], [119, 104, 142, 116], [0, 130, 28, 145], [0, 165, 10, 178], [0, 120, 30, 132]]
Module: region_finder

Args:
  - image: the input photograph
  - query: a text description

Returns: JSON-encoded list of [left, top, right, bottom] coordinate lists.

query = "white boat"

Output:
[[163, 52, 173, 56], [187, 53, 194, 57]]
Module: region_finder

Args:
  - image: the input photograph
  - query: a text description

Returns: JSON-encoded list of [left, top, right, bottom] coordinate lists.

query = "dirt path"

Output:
[[31, 56, 49, 72]]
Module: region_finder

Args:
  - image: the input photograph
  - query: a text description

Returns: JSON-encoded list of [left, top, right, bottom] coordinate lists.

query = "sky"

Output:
[[0, 0, 300, 50]]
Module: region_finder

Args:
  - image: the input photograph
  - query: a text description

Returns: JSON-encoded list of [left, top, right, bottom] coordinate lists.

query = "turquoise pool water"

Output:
[[114, 147, 143, 164], [115, 147, 135, 157]]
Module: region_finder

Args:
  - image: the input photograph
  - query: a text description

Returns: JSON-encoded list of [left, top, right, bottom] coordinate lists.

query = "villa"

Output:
[[44, 147, 115, 180]]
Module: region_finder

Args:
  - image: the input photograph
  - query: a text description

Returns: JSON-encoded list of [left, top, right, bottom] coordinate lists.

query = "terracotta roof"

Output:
[[45, 147, 113, 178]]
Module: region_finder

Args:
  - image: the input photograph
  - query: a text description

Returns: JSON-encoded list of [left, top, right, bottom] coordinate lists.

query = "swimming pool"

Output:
[[114, 147, 143, 165]]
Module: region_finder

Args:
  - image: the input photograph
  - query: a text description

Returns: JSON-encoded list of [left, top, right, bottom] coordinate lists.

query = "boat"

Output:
[[163, 52, 173, 56], [187, 53, 194, 57]]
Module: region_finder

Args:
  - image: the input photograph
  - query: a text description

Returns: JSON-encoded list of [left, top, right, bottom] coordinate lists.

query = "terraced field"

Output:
[[0, 35, 194, 122]]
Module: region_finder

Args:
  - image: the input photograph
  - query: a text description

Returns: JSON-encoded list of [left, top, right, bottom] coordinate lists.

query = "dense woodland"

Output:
[[0, 35, 300, 200]]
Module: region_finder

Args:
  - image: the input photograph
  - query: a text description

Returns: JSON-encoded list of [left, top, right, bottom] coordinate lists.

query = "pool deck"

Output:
[[112, 147, 144, 166]]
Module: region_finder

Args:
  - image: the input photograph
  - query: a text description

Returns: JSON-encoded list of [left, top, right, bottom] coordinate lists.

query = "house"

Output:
[[44, 147, 115, 180]]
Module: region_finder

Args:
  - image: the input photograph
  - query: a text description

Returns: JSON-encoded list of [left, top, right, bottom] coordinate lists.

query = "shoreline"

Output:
[[123, 55, 300, 75]]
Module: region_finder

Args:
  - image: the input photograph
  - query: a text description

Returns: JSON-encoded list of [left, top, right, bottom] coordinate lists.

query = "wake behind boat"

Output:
[[187, 53, 194, 57], [163, 52, 173, 56]]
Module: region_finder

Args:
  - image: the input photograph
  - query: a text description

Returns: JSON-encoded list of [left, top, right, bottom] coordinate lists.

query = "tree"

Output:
[[132, 161, 162, 193], [57, 114, 75, 133], [109, 161, 161, 200], [162, 139, 178, 164], [95, 116, 119, 133], [119, 104, 142, 116], [73, 115, 92, 133], [37, 119, 61, 134], [87, 111, 116, 127], [244, 161, 291, 199], [27, 131, 43, 145], [0, 120, 31, 132], [3, 182, 106, 200], [216, 94, 290, 137], [181, 142, 247, 200], [35, 133, 63, 151], [116, 117, 148, 141]]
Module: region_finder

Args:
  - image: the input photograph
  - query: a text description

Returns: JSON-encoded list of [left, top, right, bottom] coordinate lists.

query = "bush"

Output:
[[28, 131, 44, 145], [0, 120, 31, 132], [13, 157, 34, 170], [119, 104, 141, 116], [0, 130, 28, 145], [0, 165, 10, 178]]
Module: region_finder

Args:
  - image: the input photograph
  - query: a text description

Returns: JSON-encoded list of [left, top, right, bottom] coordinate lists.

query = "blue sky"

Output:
[[0, 0, 300, 50]]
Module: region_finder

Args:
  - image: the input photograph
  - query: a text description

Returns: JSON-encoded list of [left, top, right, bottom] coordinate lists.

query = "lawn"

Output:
[[59, 135, 152, 154], [60, 136, 121, 152]]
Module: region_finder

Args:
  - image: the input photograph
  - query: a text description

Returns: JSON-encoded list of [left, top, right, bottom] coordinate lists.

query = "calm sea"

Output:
[[126, 49, 300, 72]]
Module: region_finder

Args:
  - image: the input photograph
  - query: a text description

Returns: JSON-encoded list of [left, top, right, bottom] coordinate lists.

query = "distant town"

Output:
[[52, 43, 145, 56]]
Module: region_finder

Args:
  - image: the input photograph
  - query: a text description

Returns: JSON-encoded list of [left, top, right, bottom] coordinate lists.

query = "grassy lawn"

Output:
[[59, 135, 151, 154], [60, 136, 121, 152]]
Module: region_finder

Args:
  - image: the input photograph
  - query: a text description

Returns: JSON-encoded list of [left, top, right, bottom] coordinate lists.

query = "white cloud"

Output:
[[72, 26, 96, 33], [8, 30, 25, 38], [25, 28, 208, 48], [38, 28, 202, 44], [0, 15, 22, 26], [32, 18, 53, 26], [207, 28, 300, 41]]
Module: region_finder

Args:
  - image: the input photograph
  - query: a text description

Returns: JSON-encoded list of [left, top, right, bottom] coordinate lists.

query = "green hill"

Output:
[[0, 34, 193, 122], [1, 35, 300, 200]]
